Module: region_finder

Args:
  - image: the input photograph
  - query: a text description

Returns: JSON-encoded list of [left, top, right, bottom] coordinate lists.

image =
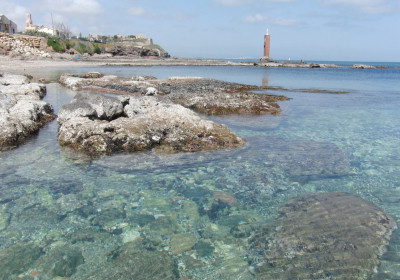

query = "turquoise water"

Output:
[[1, 65, 400, 279]]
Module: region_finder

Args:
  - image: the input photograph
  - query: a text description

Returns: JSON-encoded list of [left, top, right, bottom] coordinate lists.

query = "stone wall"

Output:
[[0, 32, 51, 57]]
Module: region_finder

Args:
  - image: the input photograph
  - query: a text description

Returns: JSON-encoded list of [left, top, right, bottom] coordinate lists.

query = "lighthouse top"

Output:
[[266, 29, 269, 35]]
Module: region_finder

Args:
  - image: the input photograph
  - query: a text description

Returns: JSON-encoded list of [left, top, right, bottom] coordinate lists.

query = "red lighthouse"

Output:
[[261, 29, 273, 62], [264, 29, 270, 57]]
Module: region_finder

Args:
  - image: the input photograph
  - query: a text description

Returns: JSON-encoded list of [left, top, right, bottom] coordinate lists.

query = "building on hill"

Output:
[[134, 34, 146, 39], [24, 13, 57, 36], [0, 14, 18, 34]]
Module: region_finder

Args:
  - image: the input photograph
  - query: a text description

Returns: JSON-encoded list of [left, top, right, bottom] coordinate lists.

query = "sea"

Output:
[[1, 62, 400, 279]]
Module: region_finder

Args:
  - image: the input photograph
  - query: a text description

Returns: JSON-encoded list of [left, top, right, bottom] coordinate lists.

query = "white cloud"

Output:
[[243, 14, 301, 25], [128, 7, 146, 17], [43, 0, 104, 16], [215, 0, 253, 7], [320, 0, 398, 14], [215, 0, 297, 6], [1, 1, 29, 29]]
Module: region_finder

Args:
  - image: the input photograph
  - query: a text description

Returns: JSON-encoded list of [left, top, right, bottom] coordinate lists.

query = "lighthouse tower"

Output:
[[264, 29, 270, 57], [260, 29, 274, 62]]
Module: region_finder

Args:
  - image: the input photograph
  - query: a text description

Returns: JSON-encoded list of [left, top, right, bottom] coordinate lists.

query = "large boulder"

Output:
[[57, 94, 245, 155], [0, 72, 56, 147], [247, 192, 397, 279]]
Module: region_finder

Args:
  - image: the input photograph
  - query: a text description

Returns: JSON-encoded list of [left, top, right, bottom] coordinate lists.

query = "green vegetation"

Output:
[[47, 38, 65, 52], [93, 43, 101, 54], [24, 30, 52, 38], [76, 42, 87, 54]]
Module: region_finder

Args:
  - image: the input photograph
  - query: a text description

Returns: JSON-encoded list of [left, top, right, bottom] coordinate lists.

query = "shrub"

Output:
[[93, 43, 101, 54], [47, 38, 65, 52], [76, 42, 87, 54]]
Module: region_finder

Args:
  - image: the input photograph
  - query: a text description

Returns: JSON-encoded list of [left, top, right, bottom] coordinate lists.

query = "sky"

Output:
[[2, 0, 400, 61]]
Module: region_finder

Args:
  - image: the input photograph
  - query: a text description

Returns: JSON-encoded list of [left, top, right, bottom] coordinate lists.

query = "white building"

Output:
[[0, 14, 18, 34], [25, 13, 57, 36]]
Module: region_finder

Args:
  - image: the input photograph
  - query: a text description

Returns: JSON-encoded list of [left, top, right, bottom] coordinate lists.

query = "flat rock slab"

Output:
[[248, 192, 397, 280], [57, 92, 245, 155], [0, 72, 56, 148], [58, 73, 289, 115]]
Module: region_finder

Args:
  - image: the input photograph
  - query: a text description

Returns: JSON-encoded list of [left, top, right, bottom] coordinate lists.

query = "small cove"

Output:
[[1, 65, 400, 279]]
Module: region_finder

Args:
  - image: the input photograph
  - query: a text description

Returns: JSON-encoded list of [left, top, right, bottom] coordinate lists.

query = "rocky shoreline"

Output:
[[0, 72, 56, 148], [58, 73, 289, 115]]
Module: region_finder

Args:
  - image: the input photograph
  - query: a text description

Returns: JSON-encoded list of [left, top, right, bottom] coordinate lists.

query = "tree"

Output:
[[53, 21, 72, 39]]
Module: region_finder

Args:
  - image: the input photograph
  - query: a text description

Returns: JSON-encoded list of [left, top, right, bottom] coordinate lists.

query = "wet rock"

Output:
[[213, 191, 236, 206], [218, 215, 247, 228], [148, 216, 182, 236], [54, 194, 88, 215], [195, 241, 215, 257], [183, 200, 200, 221], [130, 213, 156, 226], [0, 72, 55, 148], [247, 192, 397, 279], [42, 245, 84, 278], [170, 233, 197, 254], [122, 230, 141, 243], [58, 73, 289, 116], [0, 243, 43, 278], [87, 243, 178, 279], [90, 200, 126, 228], [144, 196, 172, 212], [0, 212, 11, 231], [57, 94, 244, 155]]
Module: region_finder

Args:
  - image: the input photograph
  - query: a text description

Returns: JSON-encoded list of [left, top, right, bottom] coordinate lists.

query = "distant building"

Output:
[[134, 34, 146, 39], [24, 13, 57, 36], [0, 14, 18, 34]]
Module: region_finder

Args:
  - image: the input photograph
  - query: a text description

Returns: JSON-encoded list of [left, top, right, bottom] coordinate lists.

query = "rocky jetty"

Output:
[[58, 73, 289, 115], [57, 91, 245, 155], [351, 64, 377, 69], [247, 192, 397, 279], [0, 72, 56, 148]]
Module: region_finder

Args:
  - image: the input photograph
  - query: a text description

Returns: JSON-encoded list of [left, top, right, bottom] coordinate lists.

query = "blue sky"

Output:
[[3, 0, 400, 61]]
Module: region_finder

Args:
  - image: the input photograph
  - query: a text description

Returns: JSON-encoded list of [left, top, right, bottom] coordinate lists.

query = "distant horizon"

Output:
[[183, 57, 400, 64]]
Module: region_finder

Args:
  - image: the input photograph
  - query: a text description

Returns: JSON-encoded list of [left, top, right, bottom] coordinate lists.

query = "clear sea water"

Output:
[[1, 64, 400, 279]]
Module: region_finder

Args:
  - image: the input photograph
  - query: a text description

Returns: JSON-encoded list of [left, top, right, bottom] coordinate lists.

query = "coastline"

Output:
[[1, 55, 397, 71]]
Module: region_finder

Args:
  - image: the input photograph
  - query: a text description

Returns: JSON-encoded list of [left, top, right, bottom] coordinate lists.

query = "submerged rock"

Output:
[[247, 192, 397, 279], [58, 73, 289, 115], [42, 245, 84, 278], [0, 72, 56, 148], [87, 243, 178, 279], [57, 93, 245, 155], [0, 243, 43, 278], [170, 233, 197, 254]]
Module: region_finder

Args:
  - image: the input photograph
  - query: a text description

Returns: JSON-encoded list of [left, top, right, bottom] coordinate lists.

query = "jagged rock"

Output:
[[351, 64, 376, 69], [247, 192, 397, 280], [0, 73, 56, 147], [57, 93, 245, 155], [58, 73, 290, 115], [57, 91, 124, 124]]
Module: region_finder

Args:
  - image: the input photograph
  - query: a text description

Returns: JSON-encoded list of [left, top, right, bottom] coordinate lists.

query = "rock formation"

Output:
[[58, 73, 289, 115], [57, 91, 245, 155], [0, 72, 56, 148], [105, 45, 170, 58], [247, 192, 397, 279]]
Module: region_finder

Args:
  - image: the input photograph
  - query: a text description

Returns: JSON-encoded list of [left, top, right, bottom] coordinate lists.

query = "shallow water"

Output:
[[1, 65, 400, 279]]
